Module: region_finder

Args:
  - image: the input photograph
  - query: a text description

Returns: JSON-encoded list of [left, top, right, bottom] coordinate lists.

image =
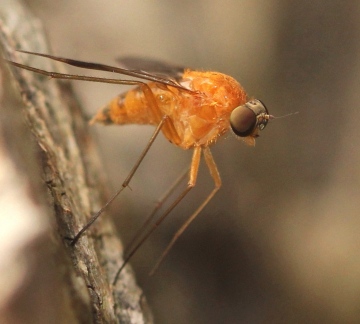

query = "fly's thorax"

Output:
[[169, 70, 248, 149]]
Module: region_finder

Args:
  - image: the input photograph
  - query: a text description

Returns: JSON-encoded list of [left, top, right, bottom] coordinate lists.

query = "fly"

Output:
[[6, 50, 274, 285]]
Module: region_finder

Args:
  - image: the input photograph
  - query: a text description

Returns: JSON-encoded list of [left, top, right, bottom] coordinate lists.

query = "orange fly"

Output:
[[7, 50, 274, 284]]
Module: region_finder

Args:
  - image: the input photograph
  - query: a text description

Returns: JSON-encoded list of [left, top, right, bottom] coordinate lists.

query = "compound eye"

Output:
[[230, 105, 256, 137], [230, 99, 269, 137]]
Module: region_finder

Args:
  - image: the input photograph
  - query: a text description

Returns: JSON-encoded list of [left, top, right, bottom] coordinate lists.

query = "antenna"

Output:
[[272, 111, 299, 120]]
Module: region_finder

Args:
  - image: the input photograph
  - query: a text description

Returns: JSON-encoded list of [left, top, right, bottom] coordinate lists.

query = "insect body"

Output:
[[92, 70, 253, 148], [6, 51, 273, 283]]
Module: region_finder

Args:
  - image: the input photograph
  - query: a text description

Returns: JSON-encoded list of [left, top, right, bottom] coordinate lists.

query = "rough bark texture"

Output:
[[0, 1, 152, 323]]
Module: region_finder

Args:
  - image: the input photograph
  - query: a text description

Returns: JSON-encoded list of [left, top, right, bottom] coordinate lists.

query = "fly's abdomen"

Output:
[[90, 88, 156, 125]]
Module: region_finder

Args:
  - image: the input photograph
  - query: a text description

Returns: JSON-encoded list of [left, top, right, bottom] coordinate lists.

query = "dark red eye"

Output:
[[230, 99, 269, 137], [229, 105, 257, 137]]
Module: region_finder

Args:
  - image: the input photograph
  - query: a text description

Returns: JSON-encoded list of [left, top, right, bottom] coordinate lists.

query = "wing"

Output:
[[116, 56, 185, 81], [9, 50, 193, 92]]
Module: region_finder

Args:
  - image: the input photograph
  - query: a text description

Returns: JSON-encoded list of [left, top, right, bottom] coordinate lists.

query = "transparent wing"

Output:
[[13, 50, 192, 92], [117, 56, 185, 81]]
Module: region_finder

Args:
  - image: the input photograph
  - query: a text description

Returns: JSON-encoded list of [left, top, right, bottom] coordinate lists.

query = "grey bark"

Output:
[[0, 1, 152, 323]]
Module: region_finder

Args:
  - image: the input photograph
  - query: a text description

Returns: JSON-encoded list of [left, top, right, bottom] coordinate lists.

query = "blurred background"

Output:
[[24, 1, 360, 323]]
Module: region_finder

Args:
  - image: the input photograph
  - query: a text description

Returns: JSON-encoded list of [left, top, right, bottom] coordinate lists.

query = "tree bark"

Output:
[[0, 1, 152, 323]]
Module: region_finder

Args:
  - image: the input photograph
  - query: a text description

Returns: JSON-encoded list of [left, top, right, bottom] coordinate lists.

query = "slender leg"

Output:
[[71, 115, 168, 246], [71, 85, 180, 245], [149, 146, 221, 276], [124, 168, 189, 257], [113, 146, 202, 285]]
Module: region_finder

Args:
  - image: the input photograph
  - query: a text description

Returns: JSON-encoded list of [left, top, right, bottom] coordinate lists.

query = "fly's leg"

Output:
[[71, 84, 177, 245], [124, 168, 189, 257], [149, 146, 221, 276], [71, 115, 169, 245], [113, 146, 202, 285]]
